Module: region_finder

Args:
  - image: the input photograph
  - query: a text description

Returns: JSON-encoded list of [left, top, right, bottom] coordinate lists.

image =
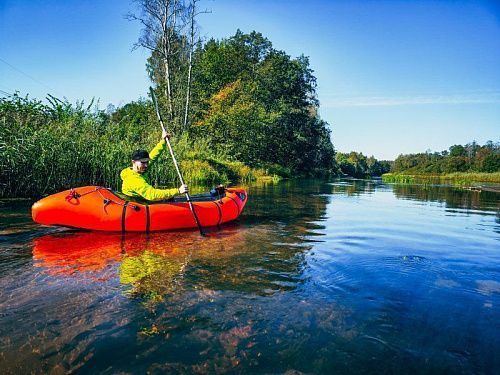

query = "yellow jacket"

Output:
[[120, 140, 179, 201]]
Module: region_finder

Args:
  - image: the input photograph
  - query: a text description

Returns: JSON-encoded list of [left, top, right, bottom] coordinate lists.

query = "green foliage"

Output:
[[382, 172, 500, 185], [1, 30, 339, 197], [449, 144, 467, 157], [335, 151, 390, 178], [191, 31, 336, 175], [179, 159, 222, 185], [381, 174, 416, 184], [0, 95, 269, 197], [0, 94, 111, 197], [481, 153, 500, 172], [391, 141, 500, 175]]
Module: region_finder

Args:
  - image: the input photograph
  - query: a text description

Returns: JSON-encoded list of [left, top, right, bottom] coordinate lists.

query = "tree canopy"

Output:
[[335, 151, 391, 178], [391, 141, 500, 174], [0, 29, 338, 198], [146, 28, 337, 175]]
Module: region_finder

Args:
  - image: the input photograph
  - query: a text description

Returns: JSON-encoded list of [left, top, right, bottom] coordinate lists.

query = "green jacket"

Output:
[[120, 139, 179, 201]]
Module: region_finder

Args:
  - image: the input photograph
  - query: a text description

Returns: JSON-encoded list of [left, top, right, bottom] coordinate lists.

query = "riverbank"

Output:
[[0, 94, 324, 199], [382, 172, 500, 190]]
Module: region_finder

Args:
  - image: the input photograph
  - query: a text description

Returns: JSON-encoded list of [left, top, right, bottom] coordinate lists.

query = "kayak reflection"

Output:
[[32, 231, 125, 275], [32, 226, 244, 276], [32, 221, 309, 298], [32, 227, 249, 301], [33, 232, 192, 275]]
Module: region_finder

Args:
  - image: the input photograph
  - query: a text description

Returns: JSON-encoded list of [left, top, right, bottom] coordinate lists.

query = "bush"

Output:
[[481, 153, 500, 172]]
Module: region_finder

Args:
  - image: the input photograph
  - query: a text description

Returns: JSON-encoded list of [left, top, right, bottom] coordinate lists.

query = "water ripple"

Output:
[[1, 180, 499, 373]]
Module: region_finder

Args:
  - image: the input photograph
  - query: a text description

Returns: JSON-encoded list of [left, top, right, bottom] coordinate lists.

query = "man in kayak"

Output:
[[121, 129, 188, 201]]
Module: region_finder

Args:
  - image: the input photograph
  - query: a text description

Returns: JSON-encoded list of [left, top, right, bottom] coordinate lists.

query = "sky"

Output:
[[1, 0, 499, 160]]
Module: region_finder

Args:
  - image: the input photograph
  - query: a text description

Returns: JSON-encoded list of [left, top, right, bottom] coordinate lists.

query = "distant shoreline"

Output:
[[382, 172, 500, 191]]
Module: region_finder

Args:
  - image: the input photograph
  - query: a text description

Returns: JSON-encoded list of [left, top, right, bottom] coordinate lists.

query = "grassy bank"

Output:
[[0, 95, 283, 198], [382, 172, 500, 185]]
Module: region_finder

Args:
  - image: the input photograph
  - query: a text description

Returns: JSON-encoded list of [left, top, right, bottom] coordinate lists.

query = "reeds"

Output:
[[382, 172, 500, 185], [0, 95, 275, 198]]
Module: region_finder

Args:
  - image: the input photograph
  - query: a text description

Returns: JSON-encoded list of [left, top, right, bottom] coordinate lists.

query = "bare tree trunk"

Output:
[[128, 0, 197, 132], [161, 1, 174, 119], [183, 0, 197, 130]]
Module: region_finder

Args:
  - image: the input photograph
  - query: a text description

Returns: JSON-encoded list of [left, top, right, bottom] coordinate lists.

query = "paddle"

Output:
[[149, 87, 205, 236]]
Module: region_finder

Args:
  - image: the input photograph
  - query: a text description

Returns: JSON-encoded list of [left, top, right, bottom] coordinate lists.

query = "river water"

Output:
[[0, 179, 499, 374]]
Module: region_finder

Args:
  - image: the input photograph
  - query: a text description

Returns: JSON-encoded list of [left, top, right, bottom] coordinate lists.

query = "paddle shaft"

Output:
[[149, 87, 204, 236]]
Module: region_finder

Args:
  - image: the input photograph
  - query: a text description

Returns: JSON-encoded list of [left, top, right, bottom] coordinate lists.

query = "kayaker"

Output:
[[120, 129, 188, 201]]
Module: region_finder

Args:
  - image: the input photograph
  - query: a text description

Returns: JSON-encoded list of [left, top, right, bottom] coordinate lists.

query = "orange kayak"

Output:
[[32, 186, 248, 232]]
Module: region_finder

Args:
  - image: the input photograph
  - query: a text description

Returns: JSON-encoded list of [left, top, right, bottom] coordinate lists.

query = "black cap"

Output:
[[131, 149, 149, 160]]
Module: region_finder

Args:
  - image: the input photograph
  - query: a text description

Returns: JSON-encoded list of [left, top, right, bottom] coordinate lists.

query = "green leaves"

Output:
[[335, 152, 391, 178], [0, 29, 340, 198], [392, 141, 500, 174], [191, 31, 336, 176]]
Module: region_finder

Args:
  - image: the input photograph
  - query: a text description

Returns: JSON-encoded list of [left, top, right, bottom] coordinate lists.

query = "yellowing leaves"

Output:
[[213, 79, 242, 104]]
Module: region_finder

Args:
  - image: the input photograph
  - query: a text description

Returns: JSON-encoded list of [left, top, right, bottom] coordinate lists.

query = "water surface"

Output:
[[0, 180, 499, 374]]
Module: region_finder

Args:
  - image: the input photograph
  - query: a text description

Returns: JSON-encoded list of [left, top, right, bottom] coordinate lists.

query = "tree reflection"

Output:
[[391, 184, 499, 212]]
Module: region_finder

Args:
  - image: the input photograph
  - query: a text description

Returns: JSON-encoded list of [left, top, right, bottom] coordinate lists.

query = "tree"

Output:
[[335, 153, 356, 177], [192, 30, 336, 175], [183, 0, 198, 130], [367, 156, 383, 176], [449, 144, 466, 157], [128, 11, 337, 176], [335, 151, 389, 178], [128, 0, 203, 134], [481, 153, 500, 172]]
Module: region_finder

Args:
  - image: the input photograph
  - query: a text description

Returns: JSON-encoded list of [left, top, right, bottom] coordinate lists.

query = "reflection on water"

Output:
[[0, 179, 499, 373], [393, 183, 500, 212]]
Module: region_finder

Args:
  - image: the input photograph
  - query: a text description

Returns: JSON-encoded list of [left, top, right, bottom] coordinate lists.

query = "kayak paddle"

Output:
[[149, 86, 205, 236]]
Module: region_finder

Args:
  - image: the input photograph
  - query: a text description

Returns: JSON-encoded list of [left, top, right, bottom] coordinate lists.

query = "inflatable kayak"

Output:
[[32, 186, 248, 232]]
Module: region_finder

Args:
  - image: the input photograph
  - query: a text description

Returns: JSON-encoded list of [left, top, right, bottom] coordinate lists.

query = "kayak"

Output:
[[32, 186, 248, 232]]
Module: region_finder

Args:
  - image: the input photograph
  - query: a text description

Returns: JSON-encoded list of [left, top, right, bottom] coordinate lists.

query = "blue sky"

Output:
[[1, 0, 499, 160]]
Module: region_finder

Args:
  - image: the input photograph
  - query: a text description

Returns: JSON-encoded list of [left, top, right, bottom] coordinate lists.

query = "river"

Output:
[[0, 179, 499, 374]]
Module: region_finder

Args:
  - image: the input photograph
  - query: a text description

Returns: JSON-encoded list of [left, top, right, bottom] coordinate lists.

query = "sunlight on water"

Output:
[[0, 180, 498, 373]]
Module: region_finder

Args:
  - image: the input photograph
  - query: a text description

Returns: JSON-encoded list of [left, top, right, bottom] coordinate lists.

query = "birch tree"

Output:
[[183, 0, 198, 130], [127, 0, 186, 130], [128, 0, 206, 133]]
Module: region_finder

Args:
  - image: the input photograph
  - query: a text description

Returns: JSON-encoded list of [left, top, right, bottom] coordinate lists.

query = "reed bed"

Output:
[[382, 172, 500, 185], [0, 95, 269, 198]]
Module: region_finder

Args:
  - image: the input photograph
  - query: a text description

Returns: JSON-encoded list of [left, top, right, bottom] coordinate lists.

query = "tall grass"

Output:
[[0, 95, 268, 198], [382, 172, 500, 185]]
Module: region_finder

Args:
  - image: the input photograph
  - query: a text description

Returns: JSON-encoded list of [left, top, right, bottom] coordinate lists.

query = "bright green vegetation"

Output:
[[383, 142, 500, 186], [0, 31, 336, 198], [0, 94, 284, 197], [391, 142, 500, 174], [335, 151, 392, 178], [382, 172, 500, 185]]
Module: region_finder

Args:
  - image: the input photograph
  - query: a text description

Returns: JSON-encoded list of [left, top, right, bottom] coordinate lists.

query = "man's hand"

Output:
[[178, 184, 189, 194], [162, 129, 170, 140]]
